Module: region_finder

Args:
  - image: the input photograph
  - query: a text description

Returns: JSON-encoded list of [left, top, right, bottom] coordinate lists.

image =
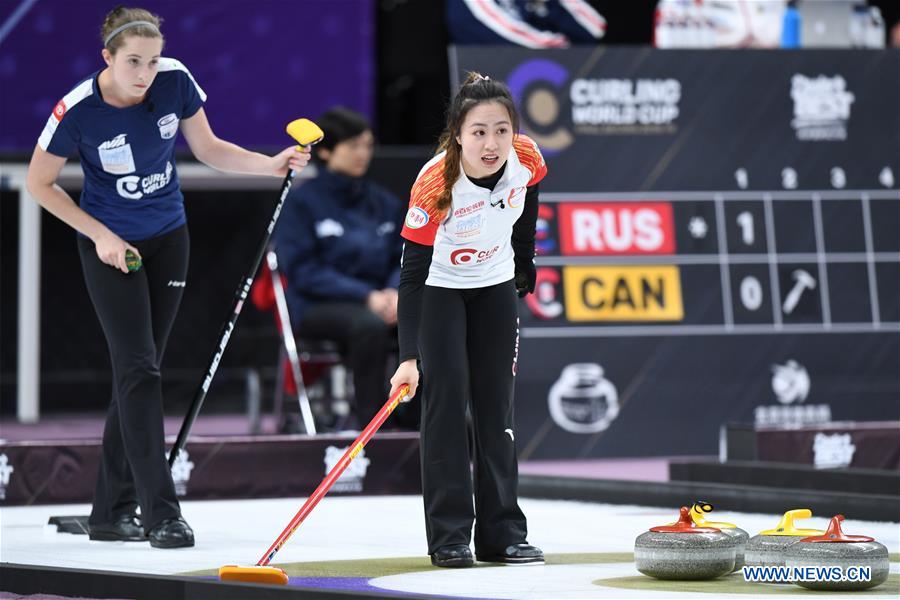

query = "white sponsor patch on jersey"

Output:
[[157, 113, 179, 139], [405, 207, 429, 229], [116, 161, 174, 199], [98, 134, 136, 174], [38, 78, 94, 151]]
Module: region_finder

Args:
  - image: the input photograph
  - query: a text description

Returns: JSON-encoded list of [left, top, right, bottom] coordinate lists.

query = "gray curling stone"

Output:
[[634, 506, 738, 580], [785, 514, 889, 591], [745, 508, 823, 581], [689, 500, 749, 571]]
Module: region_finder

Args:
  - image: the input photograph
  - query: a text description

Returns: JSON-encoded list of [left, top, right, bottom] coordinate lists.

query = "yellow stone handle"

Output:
[[760, 508, 824, 536], [690, 501, 737, 529]]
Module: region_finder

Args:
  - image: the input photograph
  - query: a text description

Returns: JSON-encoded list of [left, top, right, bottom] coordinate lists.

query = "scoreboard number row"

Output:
[[733, 167, 895, 190]]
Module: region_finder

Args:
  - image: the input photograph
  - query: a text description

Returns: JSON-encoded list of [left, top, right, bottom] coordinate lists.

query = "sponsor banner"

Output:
[[512, 334, 900, 459], [562, 265, 684, 321], [558, 202, 675, 255], [790, 74, 854, 141], [0, 434, 420, 506], [0, 453, 13, 500], [756, 425, 900, 470]]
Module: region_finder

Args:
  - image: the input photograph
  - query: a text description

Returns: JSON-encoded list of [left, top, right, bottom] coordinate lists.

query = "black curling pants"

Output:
[[78, 225, 189, 532], [418, 279, 527, 555]]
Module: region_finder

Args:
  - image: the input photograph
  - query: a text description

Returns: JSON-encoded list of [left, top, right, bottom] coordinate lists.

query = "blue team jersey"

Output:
[[38, 58, 206, 241]]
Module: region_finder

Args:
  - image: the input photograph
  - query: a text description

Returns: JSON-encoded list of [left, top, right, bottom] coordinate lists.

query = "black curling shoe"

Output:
[[477, 543, 544, 565], [88, 514, 146, 542], [430, 544, 474, 568], [148, 517, 195, 549]]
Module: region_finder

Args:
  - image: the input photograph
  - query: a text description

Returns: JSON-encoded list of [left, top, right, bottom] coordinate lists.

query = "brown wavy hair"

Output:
[[434, 72, 520, 212], [101, 5, 164, 55]]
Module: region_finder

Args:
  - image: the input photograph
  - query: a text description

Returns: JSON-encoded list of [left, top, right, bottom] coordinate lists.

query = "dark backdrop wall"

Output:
[[375, 0, 656, 145]]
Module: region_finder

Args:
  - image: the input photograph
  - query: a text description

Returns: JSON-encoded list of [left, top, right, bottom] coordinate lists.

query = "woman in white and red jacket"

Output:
[[390, 73, 547, 568]]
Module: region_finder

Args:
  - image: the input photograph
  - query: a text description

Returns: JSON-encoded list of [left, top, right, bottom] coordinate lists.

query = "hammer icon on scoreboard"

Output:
[[782, 269, 816, 315]]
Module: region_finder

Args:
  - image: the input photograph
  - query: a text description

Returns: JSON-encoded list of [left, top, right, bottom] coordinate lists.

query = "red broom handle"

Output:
[[257, 384, 411, 567]]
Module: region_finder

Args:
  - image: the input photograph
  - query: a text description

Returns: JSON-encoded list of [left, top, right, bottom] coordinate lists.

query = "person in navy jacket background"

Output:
[[274, 107, 404, 428]]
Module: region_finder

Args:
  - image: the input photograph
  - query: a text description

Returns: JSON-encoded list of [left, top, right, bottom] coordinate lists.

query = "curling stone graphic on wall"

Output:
[[785, 514, 889, 591], [689, 501, 749, 571], [634, 506, 739, 580], [745, 508, 823, 579], [547, 363, 619, 434]]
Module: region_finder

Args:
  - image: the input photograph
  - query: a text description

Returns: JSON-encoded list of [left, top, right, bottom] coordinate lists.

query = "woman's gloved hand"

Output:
[[514, 258, 536, 298]]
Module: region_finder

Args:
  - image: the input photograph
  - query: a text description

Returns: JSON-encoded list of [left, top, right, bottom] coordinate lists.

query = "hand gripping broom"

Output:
[[169, 118, 325, 458]]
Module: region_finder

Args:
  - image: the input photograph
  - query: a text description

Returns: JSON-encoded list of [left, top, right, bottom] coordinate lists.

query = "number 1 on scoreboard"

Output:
[[737, 211, 755, 246]]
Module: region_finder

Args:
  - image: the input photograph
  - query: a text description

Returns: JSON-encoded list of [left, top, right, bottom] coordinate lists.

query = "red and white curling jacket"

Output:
[[401, 134, 547, 289]]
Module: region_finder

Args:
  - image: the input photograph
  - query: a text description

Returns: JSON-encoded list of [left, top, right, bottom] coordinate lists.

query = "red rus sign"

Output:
[[558, 202, 675, 255]]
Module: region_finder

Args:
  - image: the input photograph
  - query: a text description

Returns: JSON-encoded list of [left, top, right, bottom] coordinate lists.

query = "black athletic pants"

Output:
[[78, 225, 189, 532], [418, 279, 527, 555], [297, 303, 393, 425]]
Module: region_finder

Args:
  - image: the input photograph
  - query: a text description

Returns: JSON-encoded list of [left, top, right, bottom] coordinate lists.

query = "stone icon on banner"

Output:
[[548, 363, 620, 434], [813, 433, 856, 469], [325, 446, 370, 493], [772, 360, 810, 404], [171, 450, 194, 497], [754, 360, 831, 427], [0, 453, 13, 500]]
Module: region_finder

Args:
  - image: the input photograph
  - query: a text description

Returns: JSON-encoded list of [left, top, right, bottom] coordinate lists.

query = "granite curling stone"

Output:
[[785, 514, 889, 591], [690, 500, 749, 571], [745, 508, 823, 578], [634, 506, 738, 580]]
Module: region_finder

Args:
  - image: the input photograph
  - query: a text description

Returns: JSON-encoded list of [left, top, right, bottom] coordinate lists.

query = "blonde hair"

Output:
[[101, 6, 164, 54], [434, 72, 519, 212]]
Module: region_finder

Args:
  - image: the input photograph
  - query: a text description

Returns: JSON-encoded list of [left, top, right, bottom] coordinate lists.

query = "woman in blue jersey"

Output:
[[25, 6, 309, 549], [389, 73, 545, 567]]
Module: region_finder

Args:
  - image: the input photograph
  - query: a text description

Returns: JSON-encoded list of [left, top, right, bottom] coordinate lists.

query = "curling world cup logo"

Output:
[[507, 59, 574, 153]]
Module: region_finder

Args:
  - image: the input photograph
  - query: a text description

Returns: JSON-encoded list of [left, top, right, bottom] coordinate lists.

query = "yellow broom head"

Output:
[[218, 565, 289, 585], [286, 118, 324, 147]]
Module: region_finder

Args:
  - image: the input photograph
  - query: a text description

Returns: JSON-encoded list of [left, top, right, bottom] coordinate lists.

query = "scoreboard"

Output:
[[524, 190, 899, 335], [452, 47, 900, 459]]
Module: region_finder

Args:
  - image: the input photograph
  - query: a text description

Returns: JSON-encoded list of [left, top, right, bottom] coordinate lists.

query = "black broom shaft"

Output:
[[168, 169, 296, 467]]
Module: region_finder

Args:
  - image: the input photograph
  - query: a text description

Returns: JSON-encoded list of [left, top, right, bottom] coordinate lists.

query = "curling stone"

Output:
[[745, 508, 823, 575], [634, 506, 738, 580], [785, 514, 889, 591], [690, 500, 749, 571]]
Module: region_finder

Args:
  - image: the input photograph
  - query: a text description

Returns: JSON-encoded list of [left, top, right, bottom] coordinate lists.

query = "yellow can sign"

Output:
[[563, 265, 684, 321]]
